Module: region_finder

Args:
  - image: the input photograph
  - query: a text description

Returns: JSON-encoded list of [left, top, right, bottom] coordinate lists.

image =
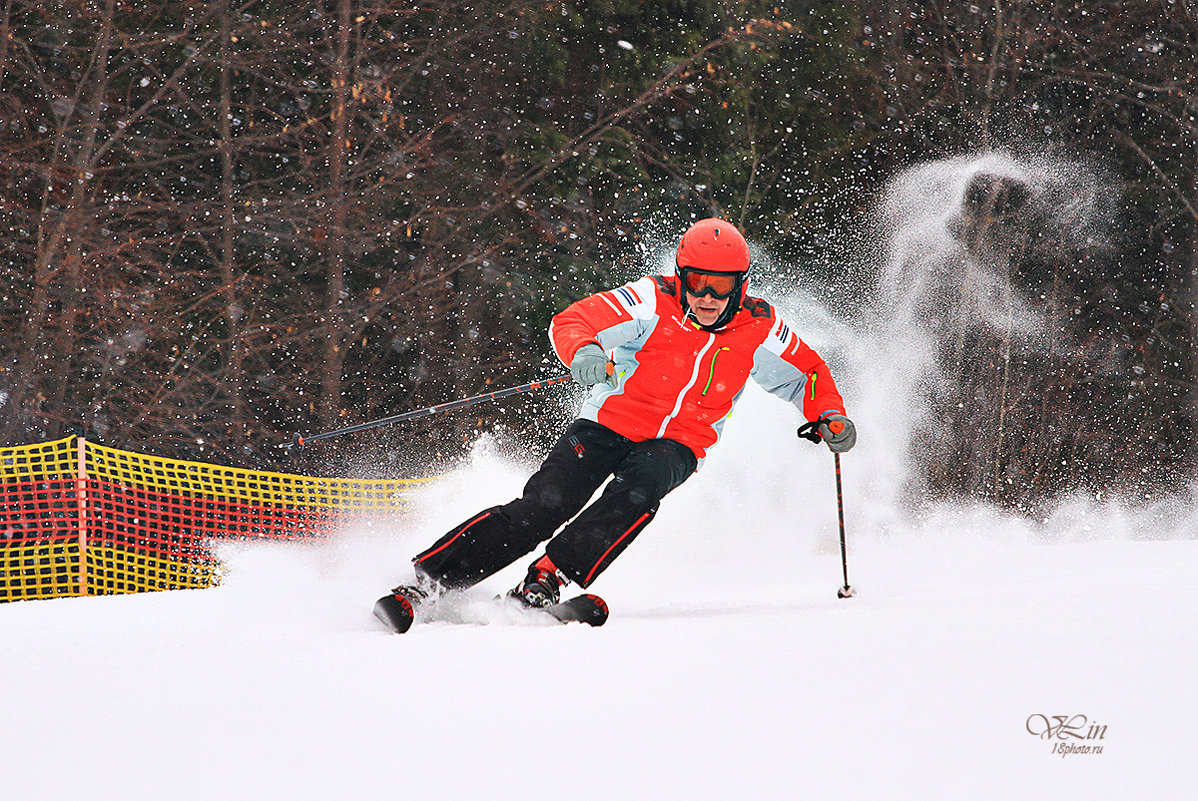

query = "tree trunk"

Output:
[[320, 0, 354, 430], [9, 0, 116, 440], [218, 4, 245, 441]]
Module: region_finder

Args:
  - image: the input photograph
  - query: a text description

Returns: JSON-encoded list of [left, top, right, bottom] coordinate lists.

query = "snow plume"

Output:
[[874, 151, 1112, 344], [850, 151, 1121, 512], [877, 152, 1042, 338]]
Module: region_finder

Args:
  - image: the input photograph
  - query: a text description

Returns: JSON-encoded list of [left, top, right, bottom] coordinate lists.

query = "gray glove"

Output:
[[570, 343, 615, 387], [818, 414, 856, 453]]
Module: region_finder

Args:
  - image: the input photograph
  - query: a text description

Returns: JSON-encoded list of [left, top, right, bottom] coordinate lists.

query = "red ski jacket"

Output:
[[549, 274, 847, 463]]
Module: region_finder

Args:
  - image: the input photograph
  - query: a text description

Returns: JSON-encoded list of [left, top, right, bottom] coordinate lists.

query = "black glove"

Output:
[[569, 343, 615, 387], [818, 414, 856, 453]]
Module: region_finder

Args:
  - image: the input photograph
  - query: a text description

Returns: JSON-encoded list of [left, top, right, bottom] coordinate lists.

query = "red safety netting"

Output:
[[1, 436, 436, 601]]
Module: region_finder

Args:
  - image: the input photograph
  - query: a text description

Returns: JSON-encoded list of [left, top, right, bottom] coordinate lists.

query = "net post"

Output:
[[76, 434, 89, 596]]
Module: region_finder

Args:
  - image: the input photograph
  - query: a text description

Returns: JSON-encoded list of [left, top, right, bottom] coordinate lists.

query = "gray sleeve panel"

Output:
[[750, 344, 808, 409]]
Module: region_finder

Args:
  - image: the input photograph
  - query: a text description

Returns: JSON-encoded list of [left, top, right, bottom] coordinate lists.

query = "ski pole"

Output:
[[289, 373, 572, 452], [797, 419, 856, 599], [832, 451, 855, 598]]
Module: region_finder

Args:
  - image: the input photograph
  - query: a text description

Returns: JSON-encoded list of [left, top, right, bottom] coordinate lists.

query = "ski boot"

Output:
[[373, 570, 439, 634], [507, 554, 568, 609]]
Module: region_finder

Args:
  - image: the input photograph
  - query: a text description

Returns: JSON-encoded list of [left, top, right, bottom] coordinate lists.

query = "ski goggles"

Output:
[[679, 268, 742, 299]]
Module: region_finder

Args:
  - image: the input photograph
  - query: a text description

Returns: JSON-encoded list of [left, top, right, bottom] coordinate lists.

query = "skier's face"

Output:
[[685, 291, 730, 327]]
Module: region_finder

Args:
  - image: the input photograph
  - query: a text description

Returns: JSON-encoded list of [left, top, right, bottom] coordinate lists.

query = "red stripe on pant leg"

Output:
[[584, 511, 651, 586], [415, 512, 491, 564]]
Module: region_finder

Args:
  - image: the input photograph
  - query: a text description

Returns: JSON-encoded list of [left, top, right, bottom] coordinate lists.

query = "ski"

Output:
[[537, 593, 609, 627], [372, 591, 608, 634]]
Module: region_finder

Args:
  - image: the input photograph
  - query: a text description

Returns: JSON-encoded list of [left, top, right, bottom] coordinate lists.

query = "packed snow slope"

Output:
[[3, 384, 1196, 800]]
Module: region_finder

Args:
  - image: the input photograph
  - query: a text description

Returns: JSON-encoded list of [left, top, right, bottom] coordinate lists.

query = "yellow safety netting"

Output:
[[1, 436, 436, 602]]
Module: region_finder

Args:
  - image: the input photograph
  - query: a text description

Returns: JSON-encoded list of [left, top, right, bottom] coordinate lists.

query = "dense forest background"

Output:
[[1, 1, 1194, 509]]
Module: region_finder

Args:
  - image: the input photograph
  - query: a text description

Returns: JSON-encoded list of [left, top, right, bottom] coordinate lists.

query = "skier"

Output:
[[376, 218, 855, 630]]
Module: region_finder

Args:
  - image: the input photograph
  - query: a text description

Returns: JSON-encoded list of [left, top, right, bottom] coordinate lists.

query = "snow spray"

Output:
[[853, 152, 1114, 512]]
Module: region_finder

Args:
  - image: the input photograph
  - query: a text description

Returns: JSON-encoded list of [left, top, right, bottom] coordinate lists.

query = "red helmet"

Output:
[[675, 218, 750, 274], [675, 218, 750, 330]]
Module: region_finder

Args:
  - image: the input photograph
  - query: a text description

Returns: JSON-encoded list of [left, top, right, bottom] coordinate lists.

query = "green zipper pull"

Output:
[[703, 347, 730, 396]]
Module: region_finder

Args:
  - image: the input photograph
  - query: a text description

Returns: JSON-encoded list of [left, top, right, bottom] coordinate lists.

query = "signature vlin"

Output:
[[1025, 714, 1108, 757]]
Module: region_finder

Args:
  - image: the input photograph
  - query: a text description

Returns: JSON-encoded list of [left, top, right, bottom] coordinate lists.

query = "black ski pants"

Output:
[[413, 419, 697, 589]]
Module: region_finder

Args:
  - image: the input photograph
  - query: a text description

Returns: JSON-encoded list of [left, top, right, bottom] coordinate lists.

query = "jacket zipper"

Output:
[[656, 334, 716, 438]]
